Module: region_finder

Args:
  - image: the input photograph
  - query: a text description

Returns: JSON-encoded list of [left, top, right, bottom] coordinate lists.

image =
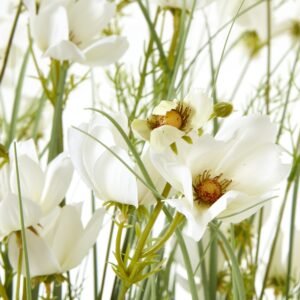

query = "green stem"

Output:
[[97, 216, 115, 300], [16, 248, 23, 300], [47, 60, 69, 162], [0, 0, 23, 84], [13, 143, 32, 300], [6, 48, 30, 146], [285, 164, 300, 298], [141, 213, 184, 257], [265, 0, 272, 114], [127, 201, 163, 275], [117, 283, 129, 300], [163, 207, 199, 300], [259, 185, 291, 299]]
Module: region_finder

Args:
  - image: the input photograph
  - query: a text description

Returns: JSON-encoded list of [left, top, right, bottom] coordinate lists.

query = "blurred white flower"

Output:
[[24, 0, 129, 66], [8, 204, 105, 277], [132, 90, 213, 151], [68, 113, 138, 207], [151, 115, 290, 241], [0, 139, 73, 240]]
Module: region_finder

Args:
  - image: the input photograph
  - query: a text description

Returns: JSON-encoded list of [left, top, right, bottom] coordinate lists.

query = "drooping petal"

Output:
[[131, 119, 151, 141], [68, 0, 116, 46], [0, 193, 42, 240], [83, 36, 129, 66], [150, 125, 185, 152], [44, 40, 85, 62], [8, 229, 61, 277], [93, 147, 138, 206], [30, 5, 69, 51], [41, 153, 73, 213], [62, 208, 105, 271]]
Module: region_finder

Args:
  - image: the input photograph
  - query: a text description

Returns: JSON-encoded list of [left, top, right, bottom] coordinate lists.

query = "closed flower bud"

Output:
[[213, 102, 233, 118]]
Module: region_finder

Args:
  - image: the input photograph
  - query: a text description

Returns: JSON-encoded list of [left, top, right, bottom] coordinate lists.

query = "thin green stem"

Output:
[[13, 142, 32, 300], [141, 213, 184, 257], [47, 61, 69, 162], [0, 0, 23, 84], [16, 248, 22, 300], [285, 161, 300, 298], [265, 0, 272, 114], [97, 214, 115, 300]]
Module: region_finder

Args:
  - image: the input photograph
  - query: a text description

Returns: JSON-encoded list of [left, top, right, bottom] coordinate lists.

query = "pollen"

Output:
[[193, 170, 232, 205], [147, 102, 191, 130]]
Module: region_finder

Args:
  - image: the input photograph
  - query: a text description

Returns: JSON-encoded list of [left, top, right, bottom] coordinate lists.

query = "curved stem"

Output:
[[142, 213, 184, 257]]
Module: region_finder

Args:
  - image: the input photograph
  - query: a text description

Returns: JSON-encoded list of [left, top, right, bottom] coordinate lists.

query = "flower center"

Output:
[[147, 102, 191, 130], [193, 170, 232, 205]]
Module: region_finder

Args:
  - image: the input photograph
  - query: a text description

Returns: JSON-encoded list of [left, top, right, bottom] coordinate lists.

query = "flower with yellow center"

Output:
[[132, 89, 213, 152], [151, 115, 291, 241]]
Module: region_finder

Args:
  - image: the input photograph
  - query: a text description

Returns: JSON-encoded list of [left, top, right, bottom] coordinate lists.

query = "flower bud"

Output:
[[213, 102, 233, 118]]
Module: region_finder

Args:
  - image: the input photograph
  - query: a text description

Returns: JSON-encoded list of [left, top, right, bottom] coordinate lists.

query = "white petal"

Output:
[[8, 230, 61, 277], [227, 143, 290, 195], [68, 0, 115, 45], [44, 40, 85, 62], [93, 147, 138, 206], [9, 139, 39, 163], [184, 89, 213, 129], [215, 115, 277, 173], [10, 155, 45, 205], [131, 119, 151, 141], [41, 153, 73, 213], [31, 5, 69, 51], [83, 36, 129, 66], [0, 193, 42, 240], [63, 208, 105, 270], [23, 0, 36, 15], [151, 149, 193, 203], [49, 206, 84, 266], [137, 146, 166, 205], [150, 125, 185, 152], [152, 100, 177, 115], [68, 124, 95, 189]]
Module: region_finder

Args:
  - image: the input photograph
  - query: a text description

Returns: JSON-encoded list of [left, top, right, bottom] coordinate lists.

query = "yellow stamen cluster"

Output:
[[147, 102, 191, 130], [193, 170, 232, 205]]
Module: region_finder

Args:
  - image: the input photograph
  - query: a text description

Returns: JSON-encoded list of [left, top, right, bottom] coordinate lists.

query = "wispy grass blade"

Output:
[[13, 142, 32, 300]]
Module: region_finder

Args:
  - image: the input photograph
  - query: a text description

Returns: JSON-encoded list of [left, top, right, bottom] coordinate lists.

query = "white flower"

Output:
[[24, 0, 129, 66], [151, 115, 290, 241], [68, 112, 138, 206], [132, 90, 213, 151], [8, 204, 105, 277], [0, 139, 73, 240]]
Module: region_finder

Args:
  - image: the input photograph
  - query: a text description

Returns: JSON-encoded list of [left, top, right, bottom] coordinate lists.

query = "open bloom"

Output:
[[68, 112, 138, 206], [151, 115, 290, 241], [0, 139, 73, 240], [132, 90, 213, 151], [8, 204, 105, 277], [24, 0, 128, 66]]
